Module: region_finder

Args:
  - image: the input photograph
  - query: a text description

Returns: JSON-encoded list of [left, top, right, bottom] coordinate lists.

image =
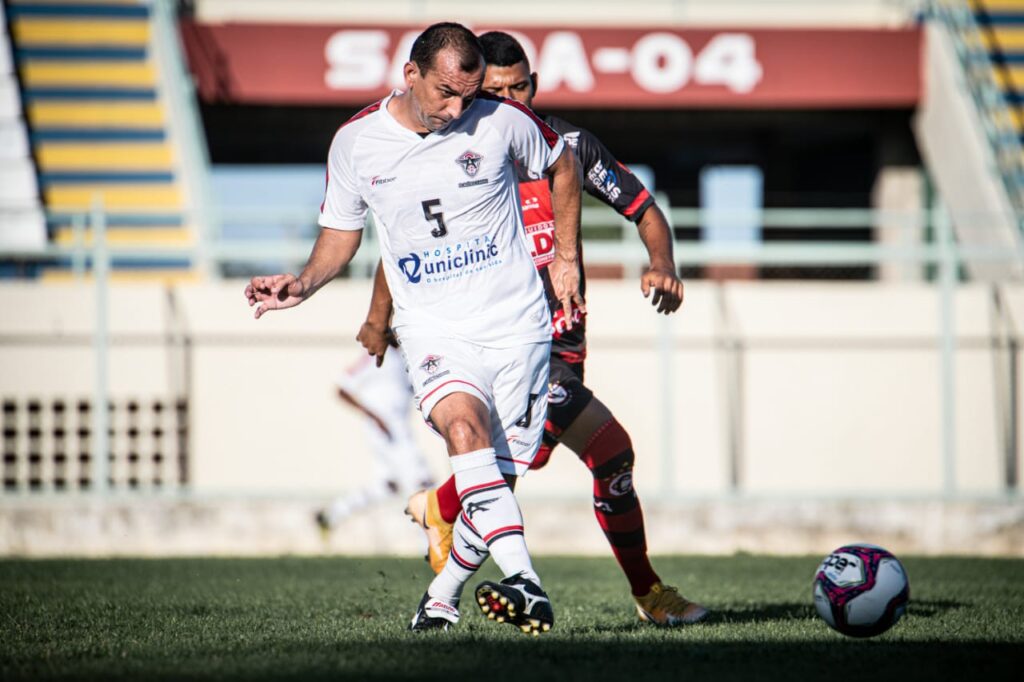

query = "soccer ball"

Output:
[[813, 543, 909, 637]]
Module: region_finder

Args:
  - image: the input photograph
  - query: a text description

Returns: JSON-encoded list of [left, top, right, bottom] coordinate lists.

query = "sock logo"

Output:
[[608, 472, 633, 496], [464, 496, 500, 519], [461, 541, 487, 557]]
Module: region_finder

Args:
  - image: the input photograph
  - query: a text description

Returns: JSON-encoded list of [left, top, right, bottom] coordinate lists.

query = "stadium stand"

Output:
[[0, 8, 46, 255], [3, 0, 204, 280]]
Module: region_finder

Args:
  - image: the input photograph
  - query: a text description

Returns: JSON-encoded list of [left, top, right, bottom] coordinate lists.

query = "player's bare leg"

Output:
[[410, 392, 551, 633]]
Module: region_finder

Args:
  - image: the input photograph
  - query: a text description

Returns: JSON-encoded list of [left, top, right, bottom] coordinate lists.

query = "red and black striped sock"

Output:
[[581, 419, 660, 597]]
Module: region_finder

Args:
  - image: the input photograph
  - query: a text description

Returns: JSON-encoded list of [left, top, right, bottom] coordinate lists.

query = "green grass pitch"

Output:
[[2, 555, 1022, 681]]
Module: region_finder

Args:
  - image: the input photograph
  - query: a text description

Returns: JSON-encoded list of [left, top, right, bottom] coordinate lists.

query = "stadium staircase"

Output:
[[975, 0, 1024, 137], [1, 7, 46, 257], [3, 0, 208, 280], [969, 0, 1024, 210]]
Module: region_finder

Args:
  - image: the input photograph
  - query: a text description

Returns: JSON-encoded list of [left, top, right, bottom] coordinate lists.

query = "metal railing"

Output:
[[1, 198, 1023, 499]]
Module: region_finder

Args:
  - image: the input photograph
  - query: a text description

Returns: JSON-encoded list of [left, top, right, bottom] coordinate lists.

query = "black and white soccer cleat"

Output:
[[474, 573, 554, 636], [409, 592, 460, 631]]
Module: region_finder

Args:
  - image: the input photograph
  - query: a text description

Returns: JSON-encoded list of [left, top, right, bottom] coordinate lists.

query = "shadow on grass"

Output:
[[704, 599, 965, 625], [5, 632, 1018, 682]]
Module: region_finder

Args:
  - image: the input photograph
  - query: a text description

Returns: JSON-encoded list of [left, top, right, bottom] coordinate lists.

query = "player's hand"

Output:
[[245, 274, 308, 319], [548, 253, 586, 330], [357, 320, 398, 367], [641, 264, 684, 315]]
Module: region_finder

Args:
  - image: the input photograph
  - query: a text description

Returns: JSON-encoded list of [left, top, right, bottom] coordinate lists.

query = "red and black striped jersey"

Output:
[[517, 113, 657, 364]]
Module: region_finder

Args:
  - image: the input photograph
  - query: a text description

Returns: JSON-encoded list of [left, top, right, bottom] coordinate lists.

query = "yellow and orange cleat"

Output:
[[404, 489, 454, 574], [634, 582, 709, 626]]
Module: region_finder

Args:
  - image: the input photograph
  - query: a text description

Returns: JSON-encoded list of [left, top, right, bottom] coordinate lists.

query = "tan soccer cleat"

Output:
[[634, 582, 709, 626], [405, 489, 454, 574]]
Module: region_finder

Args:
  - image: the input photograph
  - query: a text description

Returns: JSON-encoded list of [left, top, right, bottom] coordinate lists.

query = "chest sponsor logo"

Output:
[[525, 221, 555, 268], [370, 175, 396, 187], [397, 236, 502, 284], [587, 160, 622, 202], [455, 150, 483, 177]]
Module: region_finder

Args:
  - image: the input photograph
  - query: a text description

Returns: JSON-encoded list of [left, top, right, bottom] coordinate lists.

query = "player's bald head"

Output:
[[410, 22, 484, 75]]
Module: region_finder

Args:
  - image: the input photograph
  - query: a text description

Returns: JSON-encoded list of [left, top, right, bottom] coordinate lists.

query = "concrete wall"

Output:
[[1, 279, 1021, 501]]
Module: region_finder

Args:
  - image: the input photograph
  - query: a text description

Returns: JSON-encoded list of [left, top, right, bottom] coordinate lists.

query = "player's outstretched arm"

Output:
[[636, 204, 684, 315], [245, 227, 362, 319], [356, 259, 397, 367], [546, 146, 585, 329]]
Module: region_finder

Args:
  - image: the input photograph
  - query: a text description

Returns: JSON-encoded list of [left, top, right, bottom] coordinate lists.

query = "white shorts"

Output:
[[400, 336, 550, 477]]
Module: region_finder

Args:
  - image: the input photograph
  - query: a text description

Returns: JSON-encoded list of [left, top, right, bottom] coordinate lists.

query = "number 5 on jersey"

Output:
[[422, 199, 447, 238]]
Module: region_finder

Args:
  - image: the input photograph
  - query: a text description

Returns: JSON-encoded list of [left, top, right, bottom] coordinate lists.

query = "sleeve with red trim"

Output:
[[547, 116, 655, 224], [489, 95, 566, 181], [318, 108, 377, 231]]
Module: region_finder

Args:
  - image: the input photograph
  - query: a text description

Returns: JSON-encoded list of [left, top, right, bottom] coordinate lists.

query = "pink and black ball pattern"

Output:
[[813, 544, 910, 638]]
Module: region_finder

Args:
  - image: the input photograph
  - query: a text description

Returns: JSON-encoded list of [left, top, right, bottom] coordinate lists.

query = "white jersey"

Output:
[[319, 91, 564, 348]]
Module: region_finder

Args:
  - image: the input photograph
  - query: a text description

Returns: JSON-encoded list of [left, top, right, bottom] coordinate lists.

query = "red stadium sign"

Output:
[[180, 22, 921, 108]]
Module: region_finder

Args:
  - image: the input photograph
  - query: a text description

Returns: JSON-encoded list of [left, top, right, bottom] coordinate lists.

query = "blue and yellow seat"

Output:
[[7, 0, 197, 280]]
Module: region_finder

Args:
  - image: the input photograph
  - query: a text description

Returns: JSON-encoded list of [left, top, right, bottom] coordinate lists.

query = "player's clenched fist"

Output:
[[245, 274, 309, 319]]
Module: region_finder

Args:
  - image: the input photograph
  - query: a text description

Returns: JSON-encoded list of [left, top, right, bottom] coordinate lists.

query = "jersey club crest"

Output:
[[455, 150, 483, 177]]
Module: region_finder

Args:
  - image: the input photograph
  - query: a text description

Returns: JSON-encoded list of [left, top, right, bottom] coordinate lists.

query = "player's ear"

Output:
[[529, 72, 538, 97], [403, 61, 420, 89]]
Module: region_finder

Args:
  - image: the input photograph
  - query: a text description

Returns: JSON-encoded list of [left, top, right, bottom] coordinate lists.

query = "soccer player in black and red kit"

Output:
[[361, 31, 707, 626]]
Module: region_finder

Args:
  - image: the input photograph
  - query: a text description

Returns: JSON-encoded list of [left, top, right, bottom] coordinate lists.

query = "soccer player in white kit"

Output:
[[314, 349, 434, 531], [244, 23, 582, 635]]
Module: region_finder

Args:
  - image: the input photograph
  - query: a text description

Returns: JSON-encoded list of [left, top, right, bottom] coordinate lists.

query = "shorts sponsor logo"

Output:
[[455, 150, 483, 177], [398, 236, 502, 284], [608, 471, 633, 496], [419, 354, 443, 373], [422, 369, 451, 386], [548, 383, 570, 406]]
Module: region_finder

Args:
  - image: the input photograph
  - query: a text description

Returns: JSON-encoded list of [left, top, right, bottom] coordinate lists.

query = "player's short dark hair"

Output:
[[478, 31, 530, 69], [410, 22, 484, 75]]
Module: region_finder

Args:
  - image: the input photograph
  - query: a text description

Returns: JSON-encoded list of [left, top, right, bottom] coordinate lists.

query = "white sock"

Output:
[[428, 513, 489, 602], [448, 448, 540, 586]]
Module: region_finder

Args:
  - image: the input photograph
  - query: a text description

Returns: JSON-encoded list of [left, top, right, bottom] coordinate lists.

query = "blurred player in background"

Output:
[[361, 31, 707, 627], [247, 23, 583, 636], [314, 345, 434, 532]]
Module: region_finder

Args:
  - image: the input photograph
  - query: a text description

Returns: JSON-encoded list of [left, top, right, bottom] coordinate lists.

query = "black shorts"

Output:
[[543, 356, 594, 445]]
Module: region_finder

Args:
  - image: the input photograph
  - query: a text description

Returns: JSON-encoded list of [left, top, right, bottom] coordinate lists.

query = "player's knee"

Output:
[[442, 415, 490, 453], [581, 418, 635, 479]]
